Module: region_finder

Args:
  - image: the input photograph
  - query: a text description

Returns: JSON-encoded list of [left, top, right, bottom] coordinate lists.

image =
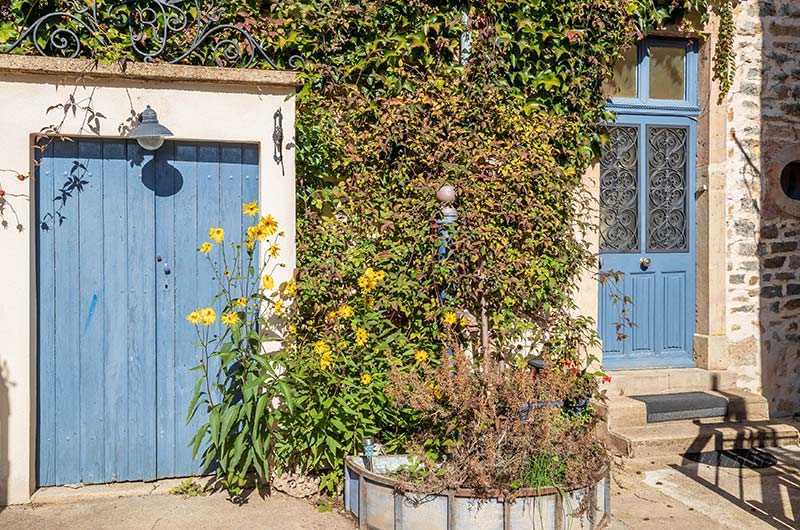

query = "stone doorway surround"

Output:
[[0, 54, 299, 505]]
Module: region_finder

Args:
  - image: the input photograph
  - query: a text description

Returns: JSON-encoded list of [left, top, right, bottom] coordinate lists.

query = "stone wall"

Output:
[[726, 0, 800, 416]]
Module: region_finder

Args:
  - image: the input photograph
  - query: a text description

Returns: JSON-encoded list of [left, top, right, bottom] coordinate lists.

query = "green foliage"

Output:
[[186, 209, 293, 496], [169, 478, 208, 498]]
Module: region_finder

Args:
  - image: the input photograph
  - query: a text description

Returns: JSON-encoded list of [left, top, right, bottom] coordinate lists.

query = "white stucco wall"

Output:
[[0, 56, 297, 504]]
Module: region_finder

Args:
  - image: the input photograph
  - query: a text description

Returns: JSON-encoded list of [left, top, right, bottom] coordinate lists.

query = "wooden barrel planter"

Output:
[[344, 455, 610, 530]]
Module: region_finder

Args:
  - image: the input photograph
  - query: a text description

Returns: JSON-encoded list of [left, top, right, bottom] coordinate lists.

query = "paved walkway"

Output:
[[1, 447, 798, 530]]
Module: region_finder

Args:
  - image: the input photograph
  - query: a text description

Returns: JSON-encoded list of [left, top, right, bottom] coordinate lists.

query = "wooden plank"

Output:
[[36, 140, 57, 486], [127, 141, 157, 481], [101, 139, 129, 482], [220, 143, 243, 244], [155, 141, 177, 479], [52, 138, 81, 485], [173, 142, 201, 476], [77, 138, 105, 484], [196, 143, 222, 469]]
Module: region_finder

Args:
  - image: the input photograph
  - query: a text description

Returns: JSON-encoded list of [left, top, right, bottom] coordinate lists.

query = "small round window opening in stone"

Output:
[[780, 161, 800, 200]]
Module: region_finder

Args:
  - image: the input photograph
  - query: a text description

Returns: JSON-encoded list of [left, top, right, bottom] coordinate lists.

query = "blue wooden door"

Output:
[[36, 138, 259, 486], [598, 116, 696, 370]]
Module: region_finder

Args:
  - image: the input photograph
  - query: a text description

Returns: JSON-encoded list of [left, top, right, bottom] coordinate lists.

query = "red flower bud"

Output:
[[17, 174, 26, 181], [0, 189, 5, 196], [571, 368, 580, 377], [563, 359, 571, 367], [603, 375, 612, 383]]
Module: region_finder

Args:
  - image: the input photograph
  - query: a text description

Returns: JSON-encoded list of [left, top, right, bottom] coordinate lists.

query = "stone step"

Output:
[[601, 368, 737, 397], [597, 388, 769, 429], [610, 420, 800, 459]]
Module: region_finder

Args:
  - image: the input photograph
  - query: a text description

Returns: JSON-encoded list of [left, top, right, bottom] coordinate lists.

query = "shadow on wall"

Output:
[[756, 0, 800, 419], [0, 360, 13, 508]]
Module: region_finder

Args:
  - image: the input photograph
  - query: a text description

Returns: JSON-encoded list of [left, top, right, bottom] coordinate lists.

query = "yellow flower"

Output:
[[245, 237, 255, 250], [221, 312, 239, 326], [262, 274, 275, 291], [443, 312, 457, 326], [365, 296, 375, 309], [186, 311, 202, 325], [269, 244, 280, 258], [247, 224, 269, 242], [242, 201, 259, 217], [326, 311, 337, 321], [259, 214, 278, 236], [358, 267, 386, 294], [208, 227, 224, 243], [429, 382, 443, 400], [235, 297, 248, 308], [361, 373, 372, 385], [274, 300, 284, 314], [313, 340, 331, 355], [320, 351, 333, 370], [338, 305, 354, 318], [337, 340, 348, 349], [223, 269, 230, 277], [460, 317, 468, 327], [415, 349, 429, 363], [355, 328, 368, 347], [288, 324, 297, 334], [285, 278, 298, 296], [200, 307, 216, 326], [199, 242, 213, 254]]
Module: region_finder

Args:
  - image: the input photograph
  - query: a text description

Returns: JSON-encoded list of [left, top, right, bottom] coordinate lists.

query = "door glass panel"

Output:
[[647, 127, 688, 251], [599, 126, 639, 252], [602, 46, 638, 99], [649, 45, 685, 100]]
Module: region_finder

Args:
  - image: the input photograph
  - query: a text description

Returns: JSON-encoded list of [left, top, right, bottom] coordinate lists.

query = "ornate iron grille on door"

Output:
[[2, 0, 303, 70]]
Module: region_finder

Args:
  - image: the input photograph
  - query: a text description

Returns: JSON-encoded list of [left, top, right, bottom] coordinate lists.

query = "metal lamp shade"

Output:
[[128, 106, 173, 150]]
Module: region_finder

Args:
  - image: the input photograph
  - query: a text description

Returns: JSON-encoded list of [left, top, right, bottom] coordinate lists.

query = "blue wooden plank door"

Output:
[[598, 116, 696, 370], [36, 139, 259, 486]]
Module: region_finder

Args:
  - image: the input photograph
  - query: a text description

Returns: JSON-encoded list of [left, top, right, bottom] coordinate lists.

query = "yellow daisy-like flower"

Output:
[[285, 278, 297, 296], [337, 340, 348, 349], [186, 311, 202, 325], [288, 324, 297, 334], [460, 317, 468, 327], [429, 382, 443, 400], [242, 201, 259, 217], [355, 328, 368, 347], [338, 305, 354, 319], [199, 242, 213, 254], [208, 227, 224, 243], [262, 274, 275, 291], [313, 340, 331, 356], [223, 269, 230, 277], [274, 300, 284, 314], [443, 312, 457, 326], [259, 214, 278, 236], [245, 237, 255, 250], [415, 349, 429, 363], [247, 223, 269, 242], [235, 297, 248, 308], [269, 244, 280, 258], [320, 351, 333, 370], [221, 312, 239, 326], [358, 267, 386, 294], [360, 373, 372, 386], [200, 307, 216, 326]]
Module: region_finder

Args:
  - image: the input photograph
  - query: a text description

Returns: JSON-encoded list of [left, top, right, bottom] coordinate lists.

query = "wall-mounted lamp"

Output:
[[128, 105, 173, 151]]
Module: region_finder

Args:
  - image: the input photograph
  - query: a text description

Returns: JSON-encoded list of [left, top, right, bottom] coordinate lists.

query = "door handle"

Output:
[[163, 262, 171, 275], [640, 256, 651, 270]]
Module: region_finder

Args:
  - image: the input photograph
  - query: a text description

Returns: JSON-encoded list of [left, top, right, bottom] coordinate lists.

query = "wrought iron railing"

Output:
[[2, 0, 303, 70]]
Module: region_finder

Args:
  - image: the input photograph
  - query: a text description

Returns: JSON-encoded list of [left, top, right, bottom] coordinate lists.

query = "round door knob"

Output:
[[640, 256, 651, 269]]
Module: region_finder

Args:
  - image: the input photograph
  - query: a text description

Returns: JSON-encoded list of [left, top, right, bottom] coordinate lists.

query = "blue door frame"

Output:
[[36, 138, 259, 486]]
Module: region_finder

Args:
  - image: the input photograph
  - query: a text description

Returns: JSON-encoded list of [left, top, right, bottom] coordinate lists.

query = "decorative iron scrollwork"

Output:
[[647, 127, 688, 252], [599, 126, 640, 253], [2, 0, 304, 70]]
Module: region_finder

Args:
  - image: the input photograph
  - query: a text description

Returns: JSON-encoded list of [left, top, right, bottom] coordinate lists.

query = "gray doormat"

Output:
[[631, 391, 728, 423]]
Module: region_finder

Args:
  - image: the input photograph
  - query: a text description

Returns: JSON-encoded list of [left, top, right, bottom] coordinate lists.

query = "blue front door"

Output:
[[598, 38, 699, 370], [36, 138, 259, 486], [598, 118, 696, 369]]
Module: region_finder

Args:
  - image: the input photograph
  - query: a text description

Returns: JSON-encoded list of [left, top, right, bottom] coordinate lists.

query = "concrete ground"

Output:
[[1, 447, 798, 530], [608, 445, 800, 530]]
